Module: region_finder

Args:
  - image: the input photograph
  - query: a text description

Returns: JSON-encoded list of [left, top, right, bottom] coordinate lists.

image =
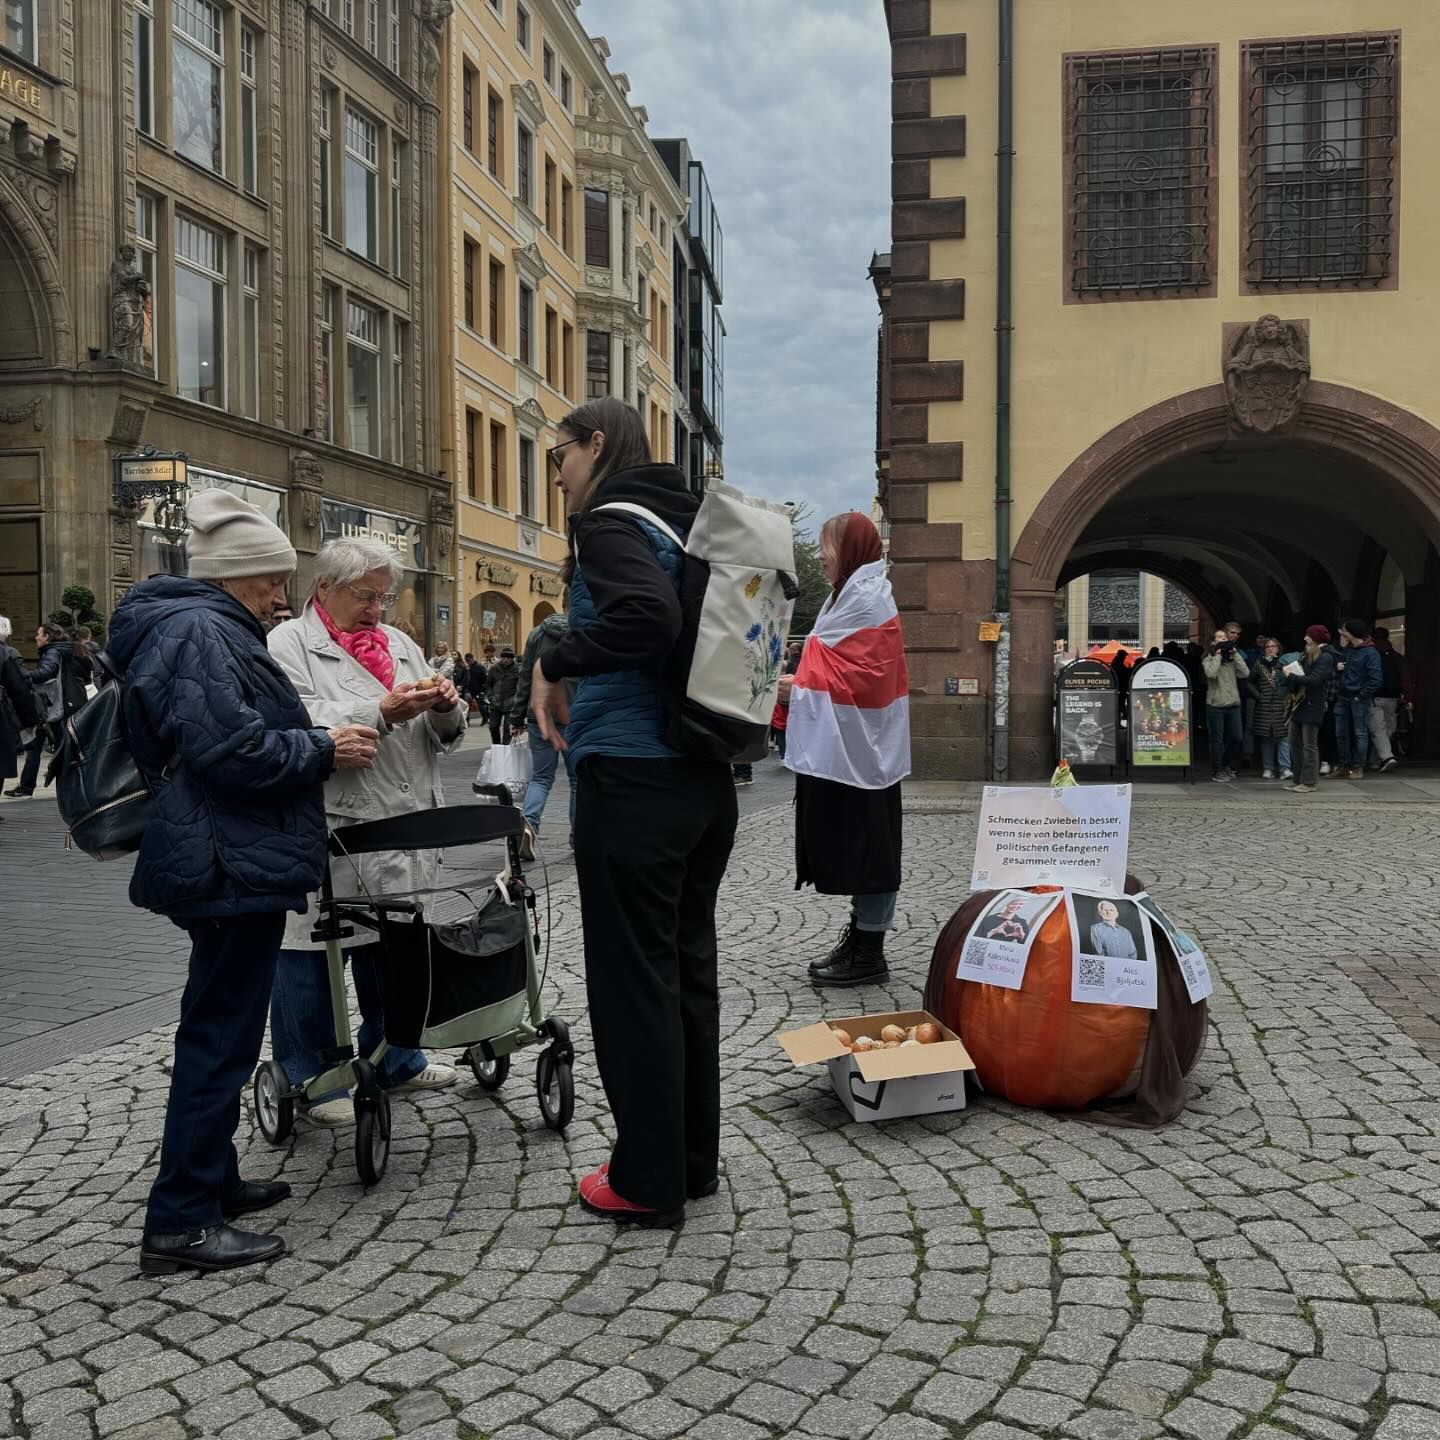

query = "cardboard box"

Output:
[[779, 1010, 975, 1123]]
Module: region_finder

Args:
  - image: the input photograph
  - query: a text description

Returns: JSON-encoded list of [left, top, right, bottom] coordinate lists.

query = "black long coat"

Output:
[[795, 774, 903, 897], [0, 644, 32, 780]]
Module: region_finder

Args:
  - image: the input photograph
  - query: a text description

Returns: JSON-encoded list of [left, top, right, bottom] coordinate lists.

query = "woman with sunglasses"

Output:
[[266, 539, 466, 1125], [529, 396, 737, 1229]]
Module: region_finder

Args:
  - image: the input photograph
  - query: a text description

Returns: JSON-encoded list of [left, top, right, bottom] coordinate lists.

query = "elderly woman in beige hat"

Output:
[[267, 537, 466, 1124], [108, 490, 379, 1276]]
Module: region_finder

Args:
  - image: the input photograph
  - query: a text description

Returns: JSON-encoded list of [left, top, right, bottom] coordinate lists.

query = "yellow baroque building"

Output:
[[439, 0, 686, 657]]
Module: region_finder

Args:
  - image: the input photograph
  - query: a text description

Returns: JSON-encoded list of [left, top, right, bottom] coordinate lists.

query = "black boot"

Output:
[[221, 1180, 292, 1220], [808, 922, 856, 977], [812, 926, 888, 988], [139, 1225, 286, 1275]]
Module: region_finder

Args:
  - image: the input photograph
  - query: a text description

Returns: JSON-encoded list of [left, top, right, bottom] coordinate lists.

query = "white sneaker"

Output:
[[1262, 770, 1275, 780], [1280, 769, 1293, 780], [397, 1063, 458, 1091], [1320, 762, 1332, 775], [301, 1099, 354, 1127]]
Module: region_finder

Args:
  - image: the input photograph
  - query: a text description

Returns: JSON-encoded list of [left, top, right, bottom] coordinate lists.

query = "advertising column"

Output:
[[1128, 657, 1191, 770], [1056, 659, 1118, 768]]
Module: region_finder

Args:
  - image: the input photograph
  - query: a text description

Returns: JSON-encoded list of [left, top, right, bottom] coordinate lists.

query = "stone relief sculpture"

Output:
[[430, 494, 456, 560], [1224, 315, 1310, 435], [108, 244, 151, 365], [418, 0, 453, 94]]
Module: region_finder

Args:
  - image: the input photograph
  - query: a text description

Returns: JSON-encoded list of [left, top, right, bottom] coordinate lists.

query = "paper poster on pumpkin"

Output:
[[956, 889, 1063, 991], [1133, 891, 1214, 1003], [1065, 890, 1158, 1009]]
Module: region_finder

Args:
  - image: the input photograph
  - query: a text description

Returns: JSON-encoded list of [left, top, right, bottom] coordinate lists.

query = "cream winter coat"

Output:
[[268, 603, 466, 951]]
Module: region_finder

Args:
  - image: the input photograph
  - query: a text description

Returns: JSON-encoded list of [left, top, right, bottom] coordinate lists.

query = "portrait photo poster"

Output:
[[956, 889, 1064, 991], [1133, 891, 1215, 1004], [1065, 890, 1158, 1009]]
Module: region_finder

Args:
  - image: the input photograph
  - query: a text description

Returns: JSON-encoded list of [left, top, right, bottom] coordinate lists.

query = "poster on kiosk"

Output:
[[1056, 659, 1118, 768], [1128, 658, 1191, 769]]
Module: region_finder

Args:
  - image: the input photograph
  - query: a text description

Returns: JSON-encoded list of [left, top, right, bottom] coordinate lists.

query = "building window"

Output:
[[542, 42, 554, 89], [391, 140, 404, 277], [465, 409, 479, 498], [4, 0, 36, 62], [515, 3, 529, 53], [133, 0, 154, 136], [392, 320, 406, 463], [365, 0, 379, 56], [488, 258, 503, 346], [561, 179, 574, 255], [544, 157, 556, 235], [586, 330, 610, 399], [560, 69, 572, 111], [389, 0, 401, 72], [562, 321, 574, 399], [518, 281, 534, 366], [487, 89, 502, 177], [1065, 47, 1216, 297], [175, 215, 226, 407], [486, 0, 501, 14], [660, 220, 667, 248], [319, 90, 333, 236], [637, 274, 647, 332], [242, 244, 261, 419], [346, 299, 381, 456], [649, 201, 657, 234], [519, 436, 535, 519], [344, 106, 379, 262], [516, 122, 533, 207], [340, 0, 355, 39], [622, 341, 632, 404], [173, 0, 225, 174], [621, 205, 632, 280], [584, 188, 610, 267], [463, 238, 476, 327], [489, 420, 505, 507], [462, 63, 475, 151], [240, 25, 259, 196], [320, 286, 334, 441], [544, 306, 557, 388], [1244, 34, 1399, 289], [134, 193, 158, 374]]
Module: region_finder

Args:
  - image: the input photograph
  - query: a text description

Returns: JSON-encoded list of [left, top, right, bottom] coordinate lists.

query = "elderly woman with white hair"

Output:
[[268, 538, 466, 1124]]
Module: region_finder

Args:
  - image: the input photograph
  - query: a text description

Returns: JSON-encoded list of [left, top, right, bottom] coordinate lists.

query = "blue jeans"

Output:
[[523, 719, 575, 842], [854, 892, 898, 933], [1333, 697, 1369, 770], [1206, 704, 1242, 774], [271, 945, 426, 1105], [1259, 737, 1280, 773]]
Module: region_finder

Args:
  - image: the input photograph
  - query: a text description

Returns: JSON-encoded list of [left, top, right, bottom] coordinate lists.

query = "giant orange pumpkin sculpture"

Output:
[[924, 879, 1208, 1122]]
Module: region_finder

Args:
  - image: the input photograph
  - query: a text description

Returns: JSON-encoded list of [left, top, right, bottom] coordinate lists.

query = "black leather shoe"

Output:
[[688, 1178, 721, 1200], [139, 1225, 286, 1275], [808, 922, 857, 977], [221, 1180, 292, 1220], [812, 929, 888, 988], [4, 787, 33, 798]]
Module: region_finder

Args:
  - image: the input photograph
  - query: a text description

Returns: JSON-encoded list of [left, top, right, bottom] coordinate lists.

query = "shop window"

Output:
[[175, 214, 226, 407], [173, 0, 225, 174]]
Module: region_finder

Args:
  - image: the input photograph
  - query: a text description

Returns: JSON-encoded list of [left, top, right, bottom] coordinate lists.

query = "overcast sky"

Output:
[[580, 0, 891, 529]]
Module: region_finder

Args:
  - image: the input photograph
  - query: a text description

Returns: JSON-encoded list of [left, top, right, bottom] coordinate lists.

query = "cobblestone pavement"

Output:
[[5, 792, 1440, 1440]]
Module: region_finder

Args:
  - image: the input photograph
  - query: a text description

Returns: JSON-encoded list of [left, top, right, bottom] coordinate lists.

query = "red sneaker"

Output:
[[590, 1160, 718, 1201], [576, 1168, 683, 1228]]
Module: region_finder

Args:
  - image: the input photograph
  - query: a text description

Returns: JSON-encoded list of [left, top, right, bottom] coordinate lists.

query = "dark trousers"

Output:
[[145, 911, 284, 1234], [1206, 703, 1243, 774], [772, 727, 787, 761], [488, 713, 512, 746], [17, 726, 48, 790], [1289, 720, 1320, 787], [574, 754, 738, 1212]]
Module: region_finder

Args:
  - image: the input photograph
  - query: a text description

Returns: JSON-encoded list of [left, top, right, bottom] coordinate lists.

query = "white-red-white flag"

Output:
[[784, 560, 911, 790]]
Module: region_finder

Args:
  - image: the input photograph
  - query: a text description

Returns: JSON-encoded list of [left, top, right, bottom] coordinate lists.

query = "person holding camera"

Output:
[[1202, 628, 1249, 782]]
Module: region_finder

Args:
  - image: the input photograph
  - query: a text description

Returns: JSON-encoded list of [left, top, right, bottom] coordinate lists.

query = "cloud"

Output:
[[579, 0, 891, 531]]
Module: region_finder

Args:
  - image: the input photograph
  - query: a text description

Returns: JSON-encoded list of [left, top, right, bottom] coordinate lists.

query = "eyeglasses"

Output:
[[343, 583, 398, 608], [547, 434, 589, 472]]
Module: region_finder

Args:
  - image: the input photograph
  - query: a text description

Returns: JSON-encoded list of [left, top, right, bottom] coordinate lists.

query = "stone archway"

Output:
[[1007, 382, 1440, 770], [0, 164, 73, 364]]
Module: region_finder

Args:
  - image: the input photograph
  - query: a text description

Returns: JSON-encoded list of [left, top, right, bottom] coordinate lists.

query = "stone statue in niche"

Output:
[[1225, 315, 1310, 435], [108, 244, 151, 365], [418, 0, 453, 94]]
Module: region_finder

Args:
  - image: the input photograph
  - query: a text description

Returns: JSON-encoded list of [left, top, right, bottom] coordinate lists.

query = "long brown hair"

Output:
[[558, 397, 653, 582]]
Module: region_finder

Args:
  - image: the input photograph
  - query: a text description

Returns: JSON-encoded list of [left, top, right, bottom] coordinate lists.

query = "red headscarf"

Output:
[[827, 512, 884, 599]]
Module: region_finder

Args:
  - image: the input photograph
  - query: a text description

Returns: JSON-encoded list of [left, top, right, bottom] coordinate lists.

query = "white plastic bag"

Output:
[[474, 740, 532, 801]]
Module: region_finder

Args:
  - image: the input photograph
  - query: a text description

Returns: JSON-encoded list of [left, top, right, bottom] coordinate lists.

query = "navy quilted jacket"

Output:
[[107, 577, 336, 920]]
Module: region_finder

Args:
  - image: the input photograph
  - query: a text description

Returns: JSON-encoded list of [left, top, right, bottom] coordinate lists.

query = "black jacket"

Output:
[[1287, 647, 1336, 727], [108, 577, 336, 920], [0, 644, 32, 779], [485, 660, 520, 713]]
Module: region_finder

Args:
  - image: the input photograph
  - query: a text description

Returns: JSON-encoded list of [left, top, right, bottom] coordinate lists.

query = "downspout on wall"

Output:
[[992, 0, 1015, 780]]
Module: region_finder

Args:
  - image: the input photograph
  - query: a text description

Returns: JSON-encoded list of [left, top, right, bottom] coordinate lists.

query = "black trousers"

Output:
[[17, 726, 49, 790], [145, 911, 284, 1234], [488, 714, 512, 746], [574, 754, 738, 1212]]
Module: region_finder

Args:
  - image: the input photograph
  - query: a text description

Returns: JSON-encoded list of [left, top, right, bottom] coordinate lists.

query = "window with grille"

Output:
[[1244, 34, 1398, 289], [1066, 47, 1216, 298]]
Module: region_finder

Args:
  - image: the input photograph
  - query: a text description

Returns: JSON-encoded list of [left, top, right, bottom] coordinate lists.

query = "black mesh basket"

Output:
[[374, 889, 529, 1049]]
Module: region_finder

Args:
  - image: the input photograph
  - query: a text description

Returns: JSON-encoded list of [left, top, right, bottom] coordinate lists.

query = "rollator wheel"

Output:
[[468, 1049, 511, 1091], [354, 1090, 391, 1186], [536, 1047, 574, 1132], [253, 1061, 294, 1145]]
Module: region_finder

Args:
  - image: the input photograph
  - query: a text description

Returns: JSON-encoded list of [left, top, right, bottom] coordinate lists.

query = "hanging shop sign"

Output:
[[1056, 659, 1118, 767], [1128, 658, 1191, 769]]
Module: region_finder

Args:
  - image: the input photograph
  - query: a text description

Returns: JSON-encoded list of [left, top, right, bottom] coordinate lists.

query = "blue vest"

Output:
[[565, 516, 684, 769]]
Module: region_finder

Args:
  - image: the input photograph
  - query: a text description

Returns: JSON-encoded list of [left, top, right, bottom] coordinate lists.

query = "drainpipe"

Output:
[[992, 0, 1015, 781]]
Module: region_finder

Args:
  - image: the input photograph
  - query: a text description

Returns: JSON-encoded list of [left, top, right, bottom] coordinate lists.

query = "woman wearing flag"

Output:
[[786, 511, 910, 986]]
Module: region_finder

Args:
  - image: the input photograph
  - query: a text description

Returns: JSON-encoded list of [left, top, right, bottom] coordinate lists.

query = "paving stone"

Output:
[[1162, 1398, 1247, 1440], [1377, 1406, 1440, 1439], [910, 1373, 1001, 1426]]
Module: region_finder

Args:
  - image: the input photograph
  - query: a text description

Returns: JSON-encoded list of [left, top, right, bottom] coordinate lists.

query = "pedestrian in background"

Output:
[[1250, 637, 1290, 779], [429, 640, 456, 681], [486, 647, 519, 745], [1332, 619, 1381, 780], [0, 616, 37, 812], [509, 611, 574, 859], [788, 512, 910, 988], [530, 396, 736, 1229], [107, 491, 379, 1275], [1369, 625, 1404, 772], [4, 622, 78, 798], [1202, 628, 1249, 782], [267, 538, 465, 1126], [1286, 625, 1337, 794]]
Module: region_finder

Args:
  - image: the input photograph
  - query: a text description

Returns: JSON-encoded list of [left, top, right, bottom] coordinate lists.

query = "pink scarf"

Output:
[[314, 600, 395, 689]]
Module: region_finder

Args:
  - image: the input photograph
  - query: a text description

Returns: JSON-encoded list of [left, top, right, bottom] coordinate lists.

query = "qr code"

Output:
[[1077, 955, 1106, 988]]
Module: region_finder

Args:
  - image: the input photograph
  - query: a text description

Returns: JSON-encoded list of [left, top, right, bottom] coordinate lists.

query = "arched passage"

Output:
[[1008, 383, 1440, 768]]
